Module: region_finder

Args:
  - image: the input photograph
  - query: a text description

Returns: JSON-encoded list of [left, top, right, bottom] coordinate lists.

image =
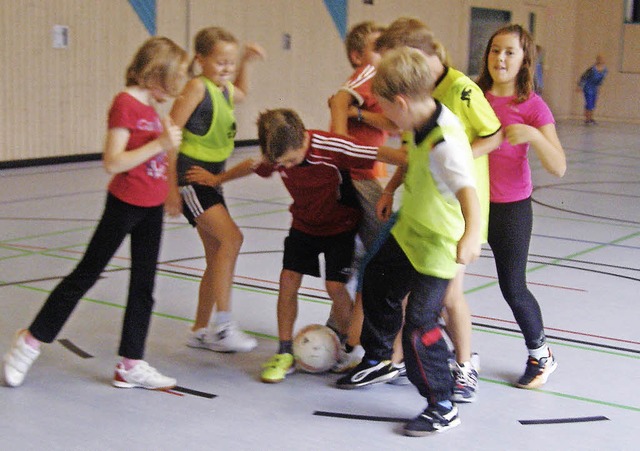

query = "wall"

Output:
[[0, 0, 638, 164]]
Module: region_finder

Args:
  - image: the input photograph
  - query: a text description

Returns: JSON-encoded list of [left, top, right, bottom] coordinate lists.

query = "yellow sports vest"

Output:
[[432, 67, 500, 243], [392, 119, 472, 279], [180, 78, 236, 163]]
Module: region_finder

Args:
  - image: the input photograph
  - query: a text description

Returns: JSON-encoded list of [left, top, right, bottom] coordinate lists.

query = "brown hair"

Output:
[[125, 37, 187, 96], [372, 47, 435, 101], [476, 24, 536, 103], [345, 21, 385, 68], [257, 109, 306, 163], [189, 27, 239, 76], [374, 17, 450, 65]]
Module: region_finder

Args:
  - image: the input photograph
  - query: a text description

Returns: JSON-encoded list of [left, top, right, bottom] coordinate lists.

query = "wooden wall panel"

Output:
[[1, 0, 639, 163]]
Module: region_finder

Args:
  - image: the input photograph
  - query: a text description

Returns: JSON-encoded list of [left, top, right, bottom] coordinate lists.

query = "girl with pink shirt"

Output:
[[476, 25, 566, 389]]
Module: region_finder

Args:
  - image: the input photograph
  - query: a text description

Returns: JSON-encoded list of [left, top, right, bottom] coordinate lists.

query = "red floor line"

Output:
[[473, 314, 640, 345]]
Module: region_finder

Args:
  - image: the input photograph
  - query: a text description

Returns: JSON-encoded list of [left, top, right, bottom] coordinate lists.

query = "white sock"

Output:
[[529, 344, 550, 360]]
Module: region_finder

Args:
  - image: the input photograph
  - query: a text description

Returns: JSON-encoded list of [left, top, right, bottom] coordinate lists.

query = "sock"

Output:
[[278, 340, 293, 355], [23, 331, 41, 350], [437, 400, 453, 411], [529, 344, 550, 361], [214, 311, 232, 326], [121, 358, 141, 371]]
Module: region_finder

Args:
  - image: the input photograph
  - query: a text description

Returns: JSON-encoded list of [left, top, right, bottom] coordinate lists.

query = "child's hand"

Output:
[[186, 166, 221, 187], [159, 117, 183, 151], [164, 186, 183, 217], [504, 124, 536, 146], [243, 43, 267, 62], [376, 193, 394, 221], [456, 232, 481, 265]]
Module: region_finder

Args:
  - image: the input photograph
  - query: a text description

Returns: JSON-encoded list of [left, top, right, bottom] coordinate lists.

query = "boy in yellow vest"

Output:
[[337, 47, 481, 436]]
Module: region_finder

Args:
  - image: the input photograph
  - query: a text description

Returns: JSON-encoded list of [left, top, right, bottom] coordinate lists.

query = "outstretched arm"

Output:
[[185, 157, 262, 187]]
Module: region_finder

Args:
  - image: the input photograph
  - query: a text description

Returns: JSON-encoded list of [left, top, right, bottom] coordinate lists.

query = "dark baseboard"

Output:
[[0, 139, 259, 170]]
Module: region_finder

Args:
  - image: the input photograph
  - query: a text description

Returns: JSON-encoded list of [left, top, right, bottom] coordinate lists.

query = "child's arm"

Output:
[[376, 166, 406, 221], [455, 186, 482, 265], [505, 123, 566, 177], [470, 130, 504, 158], [376, 145, 407, 167], [102, 117, 181, 174], [346, 105, 400, 134], [233, 43, 266, 103], [165, 149, 182, 217], [185, 156, 262, 187], [170, 77, 206, 127], [329, 90, 353, 136]]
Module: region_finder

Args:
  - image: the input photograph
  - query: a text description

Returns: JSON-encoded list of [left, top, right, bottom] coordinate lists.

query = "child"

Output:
[[328, 21, 399, 372], [476, 24, 566, 388], [577, 54, 607, 124], [168, 27, 265, 353], [340, 17, 502, 402], [2, 37, 188, 390], [254, 109, 405, 383], [341, 47, 481, 435]]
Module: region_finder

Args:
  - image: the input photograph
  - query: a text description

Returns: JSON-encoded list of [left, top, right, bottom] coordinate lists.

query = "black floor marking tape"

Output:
[[171, 386, 217, 399], [58, 339, 93, 359], [313, 411, 410, 423], [519, 416, 609, 425]]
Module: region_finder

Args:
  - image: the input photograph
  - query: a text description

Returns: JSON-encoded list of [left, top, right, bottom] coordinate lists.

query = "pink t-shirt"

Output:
[[107, 92, 168, 207], [485, 92, 554, 203]]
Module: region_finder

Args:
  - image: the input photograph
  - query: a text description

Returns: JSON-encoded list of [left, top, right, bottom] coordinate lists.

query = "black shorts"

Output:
[[177, 153, 227, 227], [283, 228, 357, 283]]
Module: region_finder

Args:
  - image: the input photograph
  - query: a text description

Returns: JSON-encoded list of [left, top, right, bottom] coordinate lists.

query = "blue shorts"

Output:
[[283, 228, 357, 283]]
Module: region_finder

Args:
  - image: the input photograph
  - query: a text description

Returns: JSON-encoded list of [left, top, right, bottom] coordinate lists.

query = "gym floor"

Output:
[[1, 120, 638, 450]]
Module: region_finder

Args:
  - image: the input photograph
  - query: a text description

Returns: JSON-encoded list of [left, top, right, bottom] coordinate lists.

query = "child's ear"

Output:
[[349, 50, 363, 67], [394, 95, 410, 112]]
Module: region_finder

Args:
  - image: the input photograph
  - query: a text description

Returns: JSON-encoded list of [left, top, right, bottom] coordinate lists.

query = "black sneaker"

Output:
[[404, 404, 460, 436], [515, 349, 557, 389], [335, 359, 399, 389], [387, 361, 410, 386]]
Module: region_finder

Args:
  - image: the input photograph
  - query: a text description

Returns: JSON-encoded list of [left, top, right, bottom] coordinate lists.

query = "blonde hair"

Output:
[[125, 37, 187, 97], [257, 109, 306, 163], [189, 27, 238, 76], [345, 21, 385, 68], [476, 24, 535, 103], [375, 17, 450, 66], [372, 47, 435, 101]]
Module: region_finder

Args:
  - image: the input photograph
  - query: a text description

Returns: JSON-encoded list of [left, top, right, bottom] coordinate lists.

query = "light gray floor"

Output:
[[1, 120, 639, 450]]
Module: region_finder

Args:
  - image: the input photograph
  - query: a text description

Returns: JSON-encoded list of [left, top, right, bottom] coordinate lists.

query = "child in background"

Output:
[[3, 37, 187, 390], [328, 21, 399, 372], [340, 17, 502, 402], [577, 54, 607, 124], [476, 24, 566, 388], [168, 27, 265, 353], [345, 47, 481, 435]]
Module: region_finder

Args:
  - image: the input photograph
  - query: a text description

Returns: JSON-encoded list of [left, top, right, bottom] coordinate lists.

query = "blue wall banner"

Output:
[[128, 0, 156, 36], [323, 0, 347, 40]]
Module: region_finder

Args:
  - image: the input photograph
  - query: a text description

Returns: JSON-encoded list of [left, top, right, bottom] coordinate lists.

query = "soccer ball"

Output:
[[293, 324, 341, 373]]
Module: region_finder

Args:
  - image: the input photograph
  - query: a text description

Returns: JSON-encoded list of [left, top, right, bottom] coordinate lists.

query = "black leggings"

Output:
[[29, 193, 163, 359], [488, 197, 546, 350]]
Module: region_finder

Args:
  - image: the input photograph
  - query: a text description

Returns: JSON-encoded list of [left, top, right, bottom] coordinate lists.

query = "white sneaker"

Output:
[[112, 361, 176, 390], [187, 322, 257, 353], [3, 329, 40, 387], [331, 345, 365, 373]]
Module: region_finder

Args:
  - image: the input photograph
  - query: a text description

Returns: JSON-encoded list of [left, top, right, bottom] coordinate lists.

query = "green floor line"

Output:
[[479, 377, 640, 412], [466, 230, 640, 294]]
